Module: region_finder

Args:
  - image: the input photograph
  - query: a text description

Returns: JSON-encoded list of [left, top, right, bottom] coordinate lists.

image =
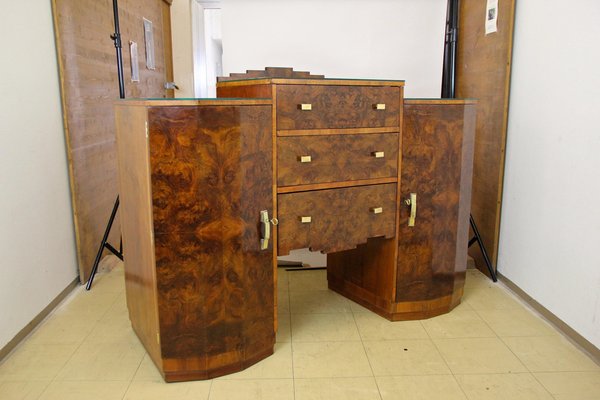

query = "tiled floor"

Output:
[[1, 265, 599, 400]]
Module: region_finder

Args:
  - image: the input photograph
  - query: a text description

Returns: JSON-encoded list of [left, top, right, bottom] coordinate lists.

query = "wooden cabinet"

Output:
[[114, 68, 477, 383], [218, 68, 476, 321], [114, 99, 275, 382], [328, 100, 476, 320]]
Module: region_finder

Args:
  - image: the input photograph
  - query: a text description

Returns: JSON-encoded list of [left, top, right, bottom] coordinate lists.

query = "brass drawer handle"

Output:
[[298, 103, 312, 111], [370, 207, 383, 214], [371, 151, 385, 158], [260, 210, 270, 250], [405, 193, 417, 226], [373, 103, 386, 110], [299, 216, 312, 223], [298, 155, 312, 163]]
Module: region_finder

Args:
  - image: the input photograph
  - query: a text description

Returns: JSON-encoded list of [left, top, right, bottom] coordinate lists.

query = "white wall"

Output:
[[220, 0, 447, 97], [499, 1, 600, 348], [0, 1, 78, 348]]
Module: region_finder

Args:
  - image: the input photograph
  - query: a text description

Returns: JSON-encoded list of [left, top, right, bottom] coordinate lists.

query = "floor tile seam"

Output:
[[361, 338, 437, 344], [431, 333, 531, 376], [289, 311, 358, 315], [31, 338, 88, 384], [291, 339, 366, 345], [293, 373, 376, 379], [467, 307, 507, 343], [24, 379, 52, 400], [120, 353, 146, 399], [526, 370, 560, 399], [291, 339, 363, 344], [206, 379, 214, 400], [420, 313, 469, 399], [286, 293, 296, 400], [350, 311, 383, 400], [472, 307, 559, 338], [289, 311, 354, 314], [0, 287, 94, 362], [497, 334, 551, 375], [217, 376, 295, 381]]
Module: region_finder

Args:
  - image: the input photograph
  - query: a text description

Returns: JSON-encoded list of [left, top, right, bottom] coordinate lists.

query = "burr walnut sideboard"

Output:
[[114, 69, 476, 382], [217, 69, 475, 321]]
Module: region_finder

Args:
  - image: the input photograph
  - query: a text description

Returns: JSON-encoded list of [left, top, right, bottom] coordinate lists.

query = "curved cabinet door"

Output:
[[396, 101, 476, 312], [147, 104, 274, 381]]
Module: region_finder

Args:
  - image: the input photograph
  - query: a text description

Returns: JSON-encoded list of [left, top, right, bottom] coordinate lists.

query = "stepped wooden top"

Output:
[[217, 67, 325, 82]]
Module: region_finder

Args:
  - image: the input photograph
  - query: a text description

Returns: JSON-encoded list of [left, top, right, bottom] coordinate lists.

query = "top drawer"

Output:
[[276, 85, 400, 131]]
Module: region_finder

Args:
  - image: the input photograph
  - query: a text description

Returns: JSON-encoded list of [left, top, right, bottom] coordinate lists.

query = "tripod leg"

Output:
[[469, 214, 498, 282], [86, 196, 120, 290]]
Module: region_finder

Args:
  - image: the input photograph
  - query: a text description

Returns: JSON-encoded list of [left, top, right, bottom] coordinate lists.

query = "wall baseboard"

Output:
[[498, 272, 600, 366], [0, 277, 79, 362]]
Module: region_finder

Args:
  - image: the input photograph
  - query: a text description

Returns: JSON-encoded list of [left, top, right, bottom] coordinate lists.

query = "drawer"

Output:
[[277, 184, 396, 255], [276, 85, 400, 130], [277, 133, 399, 186]]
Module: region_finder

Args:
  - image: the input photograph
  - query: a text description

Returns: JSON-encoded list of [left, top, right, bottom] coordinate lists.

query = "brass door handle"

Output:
[[373, 103, 386, 110], [371, 151, 385, 158], [298, 103, 312, 111], [370, 207, 383, 214], [405, 193, 417, 227], [260, 210, 270, 250]]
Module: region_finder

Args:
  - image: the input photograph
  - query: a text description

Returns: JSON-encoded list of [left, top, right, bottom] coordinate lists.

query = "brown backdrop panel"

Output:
[[52, 0, 170, 282], [456, 0, 516, 275]]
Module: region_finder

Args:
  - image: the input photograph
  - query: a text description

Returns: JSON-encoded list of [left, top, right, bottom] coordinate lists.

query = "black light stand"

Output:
[[441, 0, 497, 282], [86, 0, 125, 290]]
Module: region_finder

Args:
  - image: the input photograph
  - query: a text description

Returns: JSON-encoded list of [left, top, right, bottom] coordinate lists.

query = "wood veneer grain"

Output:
[[277, 184, 396, 255], [114, 105, 162, 369], [147, 104, 274, 380], [276, 85, 400, 130], [277, 133, 399, 186], [396, 102, 475, 305]]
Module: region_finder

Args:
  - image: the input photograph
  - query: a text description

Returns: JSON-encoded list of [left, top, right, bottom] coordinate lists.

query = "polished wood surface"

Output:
[[277, 127, 398, 136], [276, 177, 397, 194], [216, 84, 273, 99], [115, 100, 275, 382], [277, 183, 396, 255], [456, 0, 516, 275], [327, 100, 475, 320], [52, 0, 169, 282], [328, 237, 397, 314], [114, 105, 162, 368], [218, 78, 405, 87], [218, 66, 325, 81], [218, 72, 474, 322], [277, 133, 399, 186], [277, 85, 400, 130], [396, 102, 475, 307]]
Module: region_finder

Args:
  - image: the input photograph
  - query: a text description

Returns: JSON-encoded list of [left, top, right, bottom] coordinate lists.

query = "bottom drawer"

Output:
[[277, 184, 396, 255]]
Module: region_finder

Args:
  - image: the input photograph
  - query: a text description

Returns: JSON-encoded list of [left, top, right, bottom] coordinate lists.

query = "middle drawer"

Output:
[[277, 133, 399, 186]]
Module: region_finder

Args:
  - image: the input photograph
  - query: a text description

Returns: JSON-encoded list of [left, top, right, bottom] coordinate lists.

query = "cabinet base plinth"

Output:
[[328, 279, 462, 321], [162, 345, 275, 383]]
